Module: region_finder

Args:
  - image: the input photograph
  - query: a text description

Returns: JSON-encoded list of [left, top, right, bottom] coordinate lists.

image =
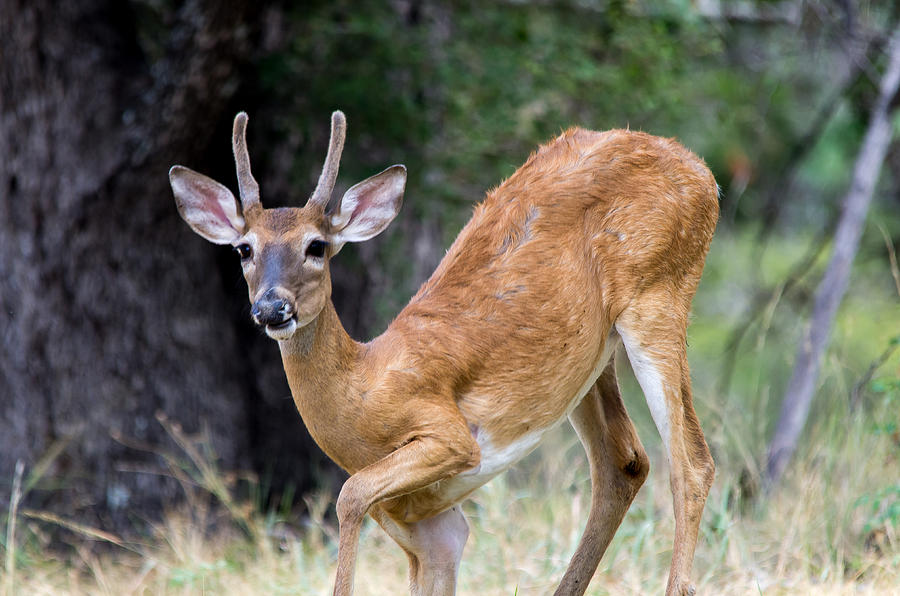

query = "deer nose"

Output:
[[251, 289, 294, 327]]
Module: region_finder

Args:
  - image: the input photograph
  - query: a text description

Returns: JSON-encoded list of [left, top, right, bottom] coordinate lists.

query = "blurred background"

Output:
[[2, 0, 899, 593]]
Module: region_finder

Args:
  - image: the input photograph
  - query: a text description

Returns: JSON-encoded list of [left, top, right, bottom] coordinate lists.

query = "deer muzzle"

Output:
[[251, 287, 296, 335]]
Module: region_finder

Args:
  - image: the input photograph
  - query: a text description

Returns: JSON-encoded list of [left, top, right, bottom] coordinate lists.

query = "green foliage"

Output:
[[855, 483, 900, 535], [289, 1, 722, 193]]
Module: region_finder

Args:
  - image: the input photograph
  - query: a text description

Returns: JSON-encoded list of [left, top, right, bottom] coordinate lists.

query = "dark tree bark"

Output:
[[765, 28, 900, 487], [0, 0, 334, 530]]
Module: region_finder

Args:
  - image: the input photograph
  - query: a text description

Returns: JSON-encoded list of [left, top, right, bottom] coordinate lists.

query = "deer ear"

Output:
[[329, 165, 405, 251], [170, 166, 246, 244]]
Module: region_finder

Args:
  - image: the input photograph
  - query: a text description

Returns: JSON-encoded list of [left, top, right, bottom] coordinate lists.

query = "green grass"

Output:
[[3, 228, 899, 594]]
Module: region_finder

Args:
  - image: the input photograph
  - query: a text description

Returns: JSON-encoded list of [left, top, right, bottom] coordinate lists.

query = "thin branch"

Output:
[[878, 223, 900, 297], [19, 509, 125, 548], [850, 340, 900, 410], [4, 461, 23, 596]]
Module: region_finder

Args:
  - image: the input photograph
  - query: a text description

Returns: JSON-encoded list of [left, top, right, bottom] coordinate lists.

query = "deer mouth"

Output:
[[264, 317, 297, 341]]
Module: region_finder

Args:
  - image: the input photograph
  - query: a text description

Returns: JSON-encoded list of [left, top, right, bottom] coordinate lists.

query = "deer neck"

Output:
[[276, 300, 365, 465], [278, 299, 361, 390]]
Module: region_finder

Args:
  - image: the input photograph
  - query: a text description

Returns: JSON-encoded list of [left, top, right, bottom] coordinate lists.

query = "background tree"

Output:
[[0, 0, 337, 530]]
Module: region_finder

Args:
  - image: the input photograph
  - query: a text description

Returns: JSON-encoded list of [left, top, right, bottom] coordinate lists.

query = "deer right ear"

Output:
[[169, 165, 246, 244]]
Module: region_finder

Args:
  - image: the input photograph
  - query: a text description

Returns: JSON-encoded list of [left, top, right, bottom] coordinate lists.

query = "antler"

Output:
[[232, 112, 260, 212], [307, 110, 346, 212]]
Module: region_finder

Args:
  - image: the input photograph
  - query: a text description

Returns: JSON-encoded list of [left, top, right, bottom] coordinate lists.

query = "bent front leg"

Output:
[[332, 410, 480, 596]]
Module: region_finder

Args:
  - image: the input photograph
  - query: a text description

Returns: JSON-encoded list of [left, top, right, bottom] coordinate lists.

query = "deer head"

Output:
[[169, 112, 407, 340]]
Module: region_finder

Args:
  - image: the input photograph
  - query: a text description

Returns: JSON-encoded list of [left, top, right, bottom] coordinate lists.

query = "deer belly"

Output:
[[437, 333, 619, 504]]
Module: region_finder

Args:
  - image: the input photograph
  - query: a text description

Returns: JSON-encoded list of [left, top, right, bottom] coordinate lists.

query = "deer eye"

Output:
[[234, 243, 253, 260], [306, 240, 328, 258]]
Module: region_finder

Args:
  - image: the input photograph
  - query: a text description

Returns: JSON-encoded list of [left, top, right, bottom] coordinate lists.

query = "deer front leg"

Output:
[[332, 411, 480, 596]]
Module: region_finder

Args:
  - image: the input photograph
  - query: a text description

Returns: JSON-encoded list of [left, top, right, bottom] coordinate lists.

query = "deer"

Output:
[[169, 110, 718, 596]]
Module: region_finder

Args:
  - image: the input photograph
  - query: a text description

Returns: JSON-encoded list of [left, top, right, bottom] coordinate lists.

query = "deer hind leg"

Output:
[[617, 299, 715, 596], [555, 352, 650, 596], [371, 505, 468, 596]]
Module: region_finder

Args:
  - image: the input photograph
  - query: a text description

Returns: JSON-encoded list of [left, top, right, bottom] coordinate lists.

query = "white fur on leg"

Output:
[[617, 325, 672, 459]]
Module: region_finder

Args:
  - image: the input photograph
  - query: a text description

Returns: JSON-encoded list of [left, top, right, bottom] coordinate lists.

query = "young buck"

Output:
[[170, 111, 718, 596]]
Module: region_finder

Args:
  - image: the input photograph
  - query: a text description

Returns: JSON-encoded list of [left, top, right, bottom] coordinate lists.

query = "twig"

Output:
[[877, 223, 900, 298], [20, 509, 126, 549], [23, 435, 75, 496], [3, 461, 24, 596], [850, 339, 900, 410]]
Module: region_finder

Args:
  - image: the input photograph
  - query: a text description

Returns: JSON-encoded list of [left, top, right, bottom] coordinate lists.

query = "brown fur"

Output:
[[172, 119, 718, 596]]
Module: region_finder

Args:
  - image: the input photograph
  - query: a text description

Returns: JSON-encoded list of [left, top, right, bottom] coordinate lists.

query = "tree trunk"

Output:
[[0, 0, 333, 530], [765, 28, 900, 487]]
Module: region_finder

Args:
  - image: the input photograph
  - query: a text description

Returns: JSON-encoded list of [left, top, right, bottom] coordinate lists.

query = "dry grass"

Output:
[[3, 407, 898, 596]]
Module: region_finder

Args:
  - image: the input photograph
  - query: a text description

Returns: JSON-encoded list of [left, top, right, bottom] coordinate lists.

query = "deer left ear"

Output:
[[329, 164, 406, 253]]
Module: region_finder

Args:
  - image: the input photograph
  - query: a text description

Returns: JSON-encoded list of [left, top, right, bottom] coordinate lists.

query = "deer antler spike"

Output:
[[232, 112, 260, 211], [307, 110, 346, 212]]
